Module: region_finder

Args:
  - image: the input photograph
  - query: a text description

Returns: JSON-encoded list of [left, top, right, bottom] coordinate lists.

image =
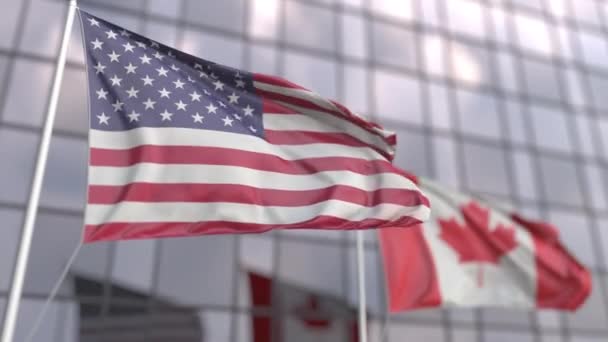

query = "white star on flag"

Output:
[[156, 67, 169, 77], [175, 100, 188, 111], [93, 62, 106, 74], [123, 42, 135, 52], [192, 112, 204, 123], [160, 110, 173, 121], [124, 63, 138, 74], [108, 51, 121, 62], [109, 75, 122, 86], [206, 103, 218, 114], [143, 98, 156, 110], [140, 54, 152, 64], [97, 112, 110, 125], [141, 75, 154, 86], [126, 87, 139, 98], [158, 88, 171, 98], [173, 79, 185, 89], [243, 105, 254, 116], [189, 91, 202, 102], [127, 110, 141, 122], [222, 116, 234, 127], [96, 88, 108, 100], [228, 93, 240, 104], [91, 39, 103, 50], [105, 30, 118, 39]]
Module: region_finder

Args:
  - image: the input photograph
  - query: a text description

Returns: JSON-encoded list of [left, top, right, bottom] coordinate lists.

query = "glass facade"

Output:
[[0, 0, 607, 340]]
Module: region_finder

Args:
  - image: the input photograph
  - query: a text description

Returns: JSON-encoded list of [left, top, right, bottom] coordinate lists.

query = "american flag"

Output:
[[80, 10, 430, 243]]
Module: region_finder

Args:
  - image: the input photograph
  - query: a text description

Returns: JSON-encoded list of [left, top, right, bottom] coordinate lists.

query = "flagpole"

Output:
[[1, 1, 78, 341], [356, 231, 368, 342]]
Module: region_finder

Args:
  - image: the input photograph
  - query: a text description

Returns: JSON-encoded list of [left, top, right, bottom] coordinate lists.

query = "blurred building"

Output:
[[0, 0, 607, 341]]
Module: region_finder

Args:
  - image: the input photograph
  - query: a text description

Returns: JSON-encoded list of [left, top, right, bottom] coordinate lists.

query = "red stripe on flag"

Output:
[[257, 90, 395, 148], [84, 216, 423, 242], [263, 99, 300, 114], [90, 146, 407, 177], [254, 73, 309, 90], [511, 215, 592, 311], [264, 130, 393, 161], [88, 183, 429, 207], [378, 226, 441, 311]]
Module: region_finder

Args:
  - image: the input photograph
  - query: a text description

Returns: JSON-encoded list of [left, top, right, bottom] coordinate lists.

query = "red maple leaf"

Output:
[[294, 295, 331, 329], [439, 202, 518, 287]]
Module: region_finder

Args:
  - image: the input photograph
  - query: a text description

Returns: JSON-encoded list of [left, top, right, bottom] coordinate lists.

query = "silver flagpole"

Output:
[[356, 231, 368, 342], [1, 1, 79, 341]]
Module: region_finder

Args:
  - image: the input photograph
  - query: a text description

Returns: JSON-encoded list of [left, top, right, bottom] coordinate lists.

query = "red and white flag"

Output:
[[379, 177, 591, 312], [249, 272, 359, 342]]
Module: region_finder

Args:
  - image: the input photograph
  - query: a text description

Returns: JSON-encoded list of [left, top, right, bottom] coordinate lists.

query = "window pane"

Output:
[[0, 209, 21, 291], [2, 59, 54, 127], [463, 142, 510, 196], [280, 240, 343, 297], [512, 150, 539, 201], [370, 0, 414, 21], [578, 29, 608, 70], [539, 156, 584, 207], [18, 1, 64, 57], [182, 31, 244, 68], [530, 105, 573, 153], [374, 70, 422, 124], [566, 274, 608, 330], [446, 0, 486, 40], [249, 0, 280, 40], [343, 64, 369, 115], [372, 20, 417, 70], [583, 163, 608, 211], [548, 210, 596, 268], [0, 129, 37, 203], [388, 323, 444, 342], [392, 128, 429, 177], [40, 136, 87, 210], [450, 41, 491, 87], [522, 59, 560, 101], [26, 213, 83, 294], [0, 1, 24, 49], [249, 44, 278, 75], [184, 0, 245, 34], [284, 52, 337, 99], [341, 13, 367, 60], [158, 236, 235, 305], [456, 88, 501, 140], [483, 330, 534, 342], [432, 136, 461, 188], [429, 83, 452, 131], [285, 0, 335, 52], [112, 240, 157, 292], [514, 13, 553, 57], [587, 74, 608, 111], [56, 66, 88, 134]]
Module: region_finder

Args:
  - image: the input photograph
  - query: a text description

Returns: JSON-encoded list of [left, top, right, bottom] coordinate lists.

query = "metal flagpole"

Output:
[[1, 1, 78, 341], [356, 231, 368, 342]]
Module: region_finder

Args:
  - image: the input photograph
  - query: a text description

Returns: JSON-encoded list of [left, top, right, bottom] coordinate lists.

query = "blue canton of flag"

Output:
[[82, 12, 264, 138]]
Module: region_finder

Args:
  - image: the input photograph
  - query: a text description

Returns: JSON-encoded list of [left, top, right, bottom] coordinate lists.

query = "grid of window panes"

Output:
[[1, 0, 607, 341]]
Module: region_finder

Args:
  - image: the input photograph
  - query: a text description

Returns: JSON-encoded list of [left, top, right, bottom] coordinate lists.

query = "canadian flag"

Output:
[[379, 177, 591, 312], [249, 272, 359, 342]]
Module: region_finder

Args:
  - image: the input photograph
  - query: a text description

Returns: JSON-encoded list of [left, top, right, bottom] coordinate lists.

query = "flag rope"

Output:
[[0, 1, 79, 341], [23, 241, 83, 342]]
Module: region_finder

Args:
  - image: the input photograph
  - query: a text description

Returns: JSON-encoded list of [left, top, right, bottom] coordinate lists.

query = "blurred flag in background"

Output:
[[379, 178, 591, 312]]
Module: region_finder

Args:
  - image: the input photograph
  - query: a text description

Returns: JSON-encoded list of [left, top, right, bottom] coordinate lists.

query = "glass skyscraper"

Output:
[[0, 0, 607, 341]]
